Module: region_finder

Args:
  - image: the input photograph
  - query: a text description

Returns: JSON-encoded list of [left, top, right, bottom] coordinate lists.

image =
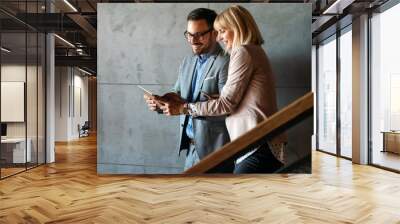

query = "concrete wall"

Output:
[[98, 3, 312, 174]]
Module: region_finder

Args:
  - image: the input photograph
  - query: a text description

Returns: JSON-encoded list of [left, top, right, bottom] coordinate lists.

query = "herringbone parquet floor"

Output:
[[1, 134, 400, 223]]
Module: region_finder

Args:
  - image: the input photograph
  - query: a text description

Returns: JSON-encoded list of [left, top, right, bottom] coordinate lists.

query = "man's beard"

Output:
[[192, 43, 208, 55]]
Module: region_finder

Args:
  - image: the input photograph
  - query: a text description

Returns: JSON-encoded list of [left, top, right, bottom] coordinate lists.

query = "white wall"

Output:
[[1, 65, 40, 138], [55, 67, 70, 141], [1, 63, 46, 164], [1, 65, 26, 136], [71, 72, 89, 138], [55, 67, 89, 141]]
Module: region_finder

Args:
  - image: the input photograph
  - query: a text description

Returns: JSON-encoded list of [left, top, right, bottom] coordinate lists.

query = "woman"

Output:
[[162, 5, 286, 173]]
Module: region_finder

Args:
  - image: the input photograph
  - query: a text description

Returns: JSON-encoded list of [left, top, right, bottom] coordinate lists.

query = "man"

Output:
[[144, 8, 232, 172]]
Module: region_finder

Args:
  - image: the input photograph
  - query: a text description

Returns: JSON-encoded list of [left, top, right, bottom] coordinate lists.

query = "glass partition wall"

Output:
[[0, 30, 27, 177], [0, 2, 46, 179]]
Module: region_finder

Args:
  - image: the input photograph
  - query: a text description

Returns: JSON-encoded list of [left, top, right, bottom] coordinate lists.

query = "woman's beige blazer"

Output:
[[191, 44, 286, 164]]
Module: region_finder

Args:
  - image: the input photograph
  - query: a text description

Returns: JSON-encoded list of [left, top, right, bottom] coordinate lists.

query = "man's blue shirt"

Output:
[[185, 53, 210, 139]]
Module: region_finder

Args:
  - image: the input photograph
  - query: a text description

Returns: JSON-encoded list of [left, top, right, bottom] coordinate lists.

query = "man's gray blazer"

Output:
[[173, 44, 230, 159]]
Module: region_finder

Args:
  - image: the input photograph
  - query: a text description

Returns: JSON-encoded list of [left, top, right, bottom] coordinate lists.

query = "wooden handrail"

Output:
[[184, 92, 314, 174]]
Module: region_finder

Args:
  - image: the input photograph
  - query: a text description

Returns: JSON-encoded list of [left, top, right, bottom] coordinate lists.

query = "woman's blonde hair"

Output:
[[214, 5, 264, 50]]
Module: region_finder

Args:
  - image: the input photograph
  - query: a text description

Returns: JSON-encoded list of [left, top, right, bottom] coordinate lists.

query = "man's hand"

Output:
[[160, 100, 185, 116], [156, 93, 186, 116], [144, 92, 186, 115], [144, 94, 162, 112]]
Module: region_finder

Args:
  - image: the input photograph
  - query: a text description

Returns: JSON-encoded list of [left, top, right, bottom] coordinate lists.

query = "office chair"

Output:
[[79, 121, 90, 138]]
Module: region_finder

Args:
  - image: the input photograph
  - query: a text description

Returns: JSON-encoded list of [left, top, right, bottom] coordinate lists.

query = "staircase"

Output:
[[184, 92, 314, 174]]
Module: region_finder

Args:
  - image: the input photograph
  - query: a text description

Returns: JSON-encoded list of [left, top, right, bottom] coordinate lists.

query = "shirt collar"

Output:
[[197, 53, 210, 64], [195, 43, 219, 63]]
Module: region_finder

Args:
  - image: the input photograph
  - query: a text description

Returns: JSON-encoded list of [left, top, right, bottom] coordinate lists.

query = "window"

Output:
[[339, 28, 352, 158], [370, 2, 400, 171], [317, 35, 337, 154]]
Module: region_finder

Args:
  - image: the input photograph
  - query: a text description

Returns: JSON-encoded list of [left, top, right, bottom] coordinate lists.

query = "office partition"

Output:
[[0, 1, 47, 179]]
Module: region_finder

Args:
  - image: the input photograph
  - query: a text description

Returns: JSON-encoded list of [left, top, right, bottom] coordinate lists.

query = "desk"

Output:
[[1, 138, 31, 163], [382, 131, 400, 154]]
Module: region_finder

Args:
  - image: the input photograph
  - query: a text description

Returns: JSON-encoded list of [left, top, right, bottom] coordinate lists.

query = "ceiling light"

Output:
[[78, 67, 93, 76], [323, 0, 341, 14], [63, 0, 78, 12], [1, 47, 11, 53], [54, 34, 75, 48], [322, 0, 353, 15]]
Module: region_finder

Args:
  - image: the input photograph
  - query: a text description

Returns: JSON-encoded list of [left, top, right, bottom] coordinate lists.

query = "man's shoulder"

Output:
[[214, 44, 229, 59], [213, 45, 229, 64], [216, 51, 230, 62], [181, 54, 193, 61], [180, 54, 196, 66], [212, 51, 229, 70]]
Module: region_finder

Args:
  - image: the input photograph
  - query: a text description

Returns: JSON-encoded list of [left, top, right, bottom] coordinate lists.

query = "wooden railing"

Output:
[[184, 92, 314, 174]]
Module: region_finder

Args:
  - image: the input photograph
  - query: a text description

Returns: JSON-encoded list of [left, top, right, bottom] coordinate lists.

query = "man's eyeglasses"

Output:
[[184, 28, 213, 41]]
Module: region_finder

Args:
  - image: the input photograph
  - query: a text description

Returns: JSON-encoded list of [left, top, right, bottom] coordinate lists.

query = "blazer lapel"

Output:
[[192, 56, 216, 101], [182, 56, 197, 100]]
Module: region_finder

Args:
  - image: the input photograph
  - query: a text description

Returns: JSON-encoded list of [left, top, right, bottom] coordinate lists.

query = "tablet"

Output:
[[137, 85, 154, 96]]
